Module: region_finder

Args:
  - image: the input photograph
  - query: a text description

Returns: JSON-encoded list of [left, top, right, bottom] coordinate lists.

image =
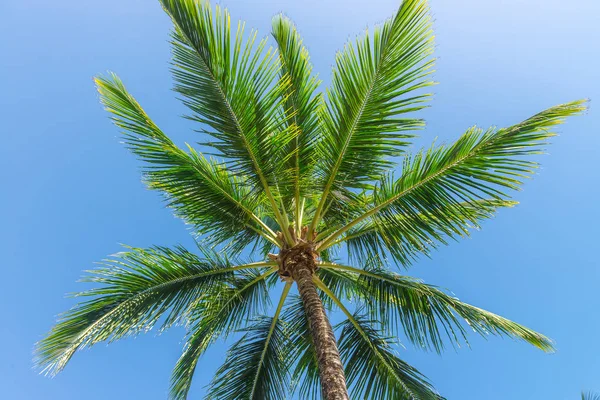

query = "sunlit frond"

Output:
[[339, 199, 517, 266], [34, 245, 272, 376], [161, 0, 296, 242], [283, 295, 321, 400], [170, 268, 275, 399], [318, 100, 587, 251], [271, 15, 322, 227], [338, 315, 443, 400], [582, 391, 600, 400], [310, 0, 435, 235], [315, 277, 442, 399], [95, 74, 279, 252], [208, 283, 292, 400], [320, 263, 554, 353]]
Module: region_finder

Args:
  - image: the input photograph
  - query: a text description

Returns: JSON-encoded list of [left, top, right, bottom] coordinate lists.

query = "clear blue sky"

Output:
[[1, 0, 598, 398]]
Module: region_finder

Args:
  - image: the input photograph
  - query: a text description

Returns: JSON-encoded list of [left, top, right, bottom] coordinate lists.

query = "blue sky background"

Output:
[[1, 0, 599, 399]]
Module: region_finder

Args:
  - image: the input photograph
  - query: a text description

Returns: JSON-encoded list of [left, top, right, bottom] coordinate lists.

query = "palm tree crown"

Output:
[[35, 0, 585, 398]]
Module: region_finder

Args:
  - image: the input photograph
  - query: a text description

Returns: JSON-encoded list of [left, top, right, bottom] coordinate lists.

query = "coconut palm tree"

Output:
[[35, 0, 585, 398]]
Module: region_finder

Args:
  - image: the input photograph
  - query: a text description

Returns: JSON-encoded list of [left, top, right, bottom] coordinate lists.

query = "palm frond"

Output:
[[320, 263, 554, 353], [310, 0, 434, 235], [95, 74, 280, 252], [282, 295, 321, 400], [339, 199, 517, 266], [338, 315, 442, 400], [318, 100, 587, 251], [34, 245, 272, 376], [207, 282, 292, 400], [315, 277, 441, 399], [582, 392, 600, 400], [271, 14, 323, 229], [161, 0, 296, 242], [317, 267, 359, 308], [170, 268, 275, 399]]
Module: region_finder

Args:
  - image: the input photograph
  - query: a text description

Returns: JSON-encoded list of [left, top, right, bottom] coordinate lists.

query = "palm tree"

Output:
[[35, 0, 585, 398]]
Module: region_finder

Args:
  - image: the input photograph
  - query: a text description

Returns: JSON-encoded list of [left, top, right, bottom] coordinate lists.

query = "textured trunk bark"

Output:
[[293, 259, 349, 400]]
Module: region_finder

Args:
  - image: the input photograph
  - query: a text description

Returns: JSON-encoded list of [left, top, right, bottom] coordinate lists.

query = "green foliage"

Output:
[[283, 296, 321, 399], [96, 75, 279, 253], [35, 245, 273, 376], [342, 199, 517, 266], [320, 263, 554, 353], [338, 314, 442, 399], [208, 316, 289, 399], [170, 269, 274, 399], [162, 0, 292, 188], [271, 15, 322, 220], [317, 100, 586, 253], [314, 277, 441, 399], [310, 0, 435, 235], [37, 0, 585, 398], [582, 392, 600, 400], [208, 283, 292, 400], [161, 0, 297, 242]]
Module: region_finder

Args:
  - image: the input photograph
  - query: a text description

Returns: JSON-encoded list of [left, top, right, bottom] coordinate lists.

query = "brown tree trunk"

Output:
[[292, 257, 349, 400]]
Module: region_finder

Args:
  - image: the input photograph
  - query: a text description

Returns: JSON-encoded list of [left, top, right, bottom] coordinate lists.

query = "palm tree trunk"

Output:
[[293, 259, 349, 400]]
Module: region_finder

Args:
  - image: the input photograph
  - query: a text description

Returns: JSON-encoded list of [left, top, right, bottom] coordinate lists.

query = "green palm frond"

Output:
[[317, 266, 359, 308], [340, 199, 516, 266], [320, 263, 554, 353], [283, 295, 321, 400], [316, 277, 441, 399], [318, 100, 587, 251], [338, 315, 442, 400], [310, 0, 435, 235], [582, 392, 600, 400], [96, 74, 280, 252], [35, 245, 273, 376], [208, 283, 292, 400], [170, 268, 275, 399], [271, 15, 322, 228], [160, 0, 296, 242]]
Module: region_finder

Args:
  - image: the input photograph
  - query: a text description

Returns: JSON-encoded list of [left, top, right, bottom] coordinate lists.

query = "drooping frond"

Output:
[[170, 268, 275, 399], [95, 74, 279, 252], [310, 0, 435, 234], [161, 0, 296, 242], [338, 315, 442, 400], [339, 199, 517, 266], [317, 266, 359, 308], [318, 100, 587, 251], [283, 295, 321, 400], [34, 246, 272, 376], [315, 277, 441, 399], [582, 392, 600, 400], [271, 15, 322, 228], [208, 283, 292, 400], [320, 263, 554, 353]]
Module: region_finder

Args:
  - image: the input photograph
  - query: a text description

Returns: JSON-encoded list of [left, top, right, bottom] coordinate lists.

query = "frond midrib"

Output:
[[57, 262, 275, 363], [310, 27, 392, 236], [248, 282, 292, 398], [167, 5, 293, 243]]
